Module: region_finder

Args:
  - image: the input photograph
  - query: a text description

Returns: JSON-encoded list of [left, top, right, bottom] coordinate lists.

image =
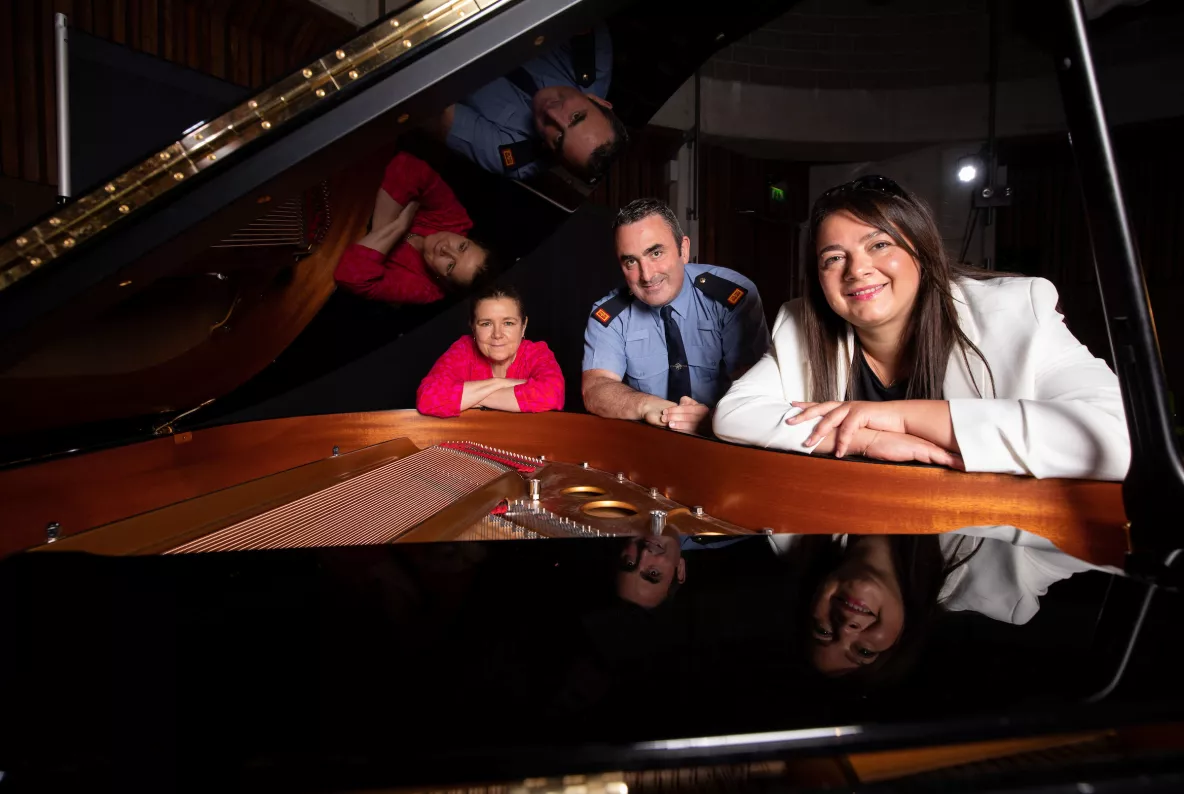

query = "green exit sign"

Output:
[[769, 185, 786, 202]]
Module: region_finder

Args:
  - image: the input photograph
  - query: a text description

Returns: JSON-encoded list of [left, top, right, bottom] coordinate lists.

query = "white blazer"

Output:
[[713, 276, 1130, 481]]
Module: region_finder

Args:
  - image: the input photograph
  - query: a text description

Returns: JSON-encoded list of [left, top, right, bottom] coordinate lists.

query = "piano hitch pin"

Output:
[[46, 522, 60, 543], [649, 510, 667, 536], [529, 479, 541, 501], [616, 472, 626, 482]]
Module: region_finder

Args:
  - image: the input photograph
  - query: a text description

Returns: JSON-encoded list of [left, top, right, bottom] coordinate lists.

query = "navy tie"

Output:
[[661, 305, 692, 403]]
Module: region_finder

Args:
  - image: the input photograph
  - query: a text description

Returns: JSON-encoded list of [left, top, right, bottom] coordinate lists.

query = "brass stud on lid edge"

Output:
[[302, 68, 313, 78]]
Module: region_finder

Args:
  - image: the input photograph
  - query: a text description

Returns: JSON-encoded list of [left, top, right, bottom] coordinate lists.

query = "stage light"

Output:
[[958, 163, 978, 183]]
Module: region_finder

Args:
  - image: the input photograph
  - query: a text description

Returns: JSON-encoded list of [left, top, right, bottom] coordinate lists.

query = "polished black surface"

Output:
[[0, 535, 1176, 790]]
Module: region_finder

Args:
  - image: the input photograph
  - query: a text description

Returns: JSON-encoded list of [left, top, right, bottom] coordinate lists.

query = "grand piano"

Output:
[[1, 0, 1182, 790]]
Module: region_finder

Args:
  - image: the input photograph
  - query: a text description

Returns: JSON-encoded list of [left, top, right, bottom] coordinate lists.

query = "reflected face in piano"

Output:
[[617, 215, 691, 308], [533, 87, 616, 177], [472, 297, 526, 367], [616, 535, 686, 609], [423, 231, 487, 287], [808, 536, 906, 675], [816, 211, 921, 336]]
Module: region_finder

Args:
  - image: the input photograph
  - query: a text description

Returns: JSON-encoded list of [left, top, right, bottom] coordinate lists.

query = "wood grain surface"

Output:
[[0, 410, 1128, 564]]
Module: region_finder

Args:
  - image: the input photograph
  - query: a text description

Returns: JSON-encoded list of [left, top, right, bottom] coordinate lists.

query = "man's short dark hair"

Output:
[[612, 198, 685, 245], [575, 104, 629, 183]]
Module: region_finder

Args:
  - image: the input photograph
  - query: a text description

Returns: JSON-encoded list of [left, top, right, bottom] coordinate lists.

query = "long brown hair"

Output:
[[803, 177, 1007, 401]]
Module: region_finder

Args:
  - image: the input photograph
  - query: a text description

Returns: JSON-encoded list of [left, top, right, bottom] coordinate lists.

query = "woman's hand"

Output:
[[862, 431, 965, 470], [357, 200, 420, 255], [787, 400, 906, 457], [787, 399, 958, 459]]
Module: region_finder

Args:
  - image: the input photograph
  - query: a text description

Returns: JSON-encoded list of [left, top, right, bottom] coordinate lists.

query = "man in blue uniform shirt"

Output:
[[583, 198, 771, 436], [432, 25, 626, 182]]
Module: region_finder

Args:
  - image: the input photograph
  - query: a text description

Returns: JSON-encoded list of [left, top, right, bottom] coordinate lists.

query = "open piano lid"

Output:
[[0, 0, 784, 454]]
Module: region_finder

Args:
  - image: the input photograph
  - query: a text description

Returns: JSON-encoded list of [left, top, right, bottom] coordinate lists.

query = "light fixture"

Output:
[[956, 155, 981, 183]]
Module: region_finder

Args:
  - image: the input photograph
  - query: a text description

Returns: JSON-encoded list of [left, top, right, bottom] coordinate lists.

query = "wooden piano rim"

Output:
[[0, 410, 1129, 565]]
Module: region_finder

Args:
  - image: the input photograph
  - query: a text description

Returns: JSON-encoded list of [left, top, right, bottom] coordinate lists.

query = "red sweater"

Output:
[[416, 337, 566, 418], [334, 152, 473, 304]]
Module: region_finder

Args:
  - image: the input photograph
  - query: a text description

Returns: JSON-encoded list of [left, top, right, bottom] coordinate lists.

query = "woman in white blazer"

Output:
[[712, 175, 1130, 481]]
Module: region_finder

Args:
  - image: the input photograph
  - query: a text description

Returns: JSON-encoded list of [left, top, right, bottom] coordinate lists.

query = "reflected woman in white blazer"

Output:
[[713, 175, 1130, 480]]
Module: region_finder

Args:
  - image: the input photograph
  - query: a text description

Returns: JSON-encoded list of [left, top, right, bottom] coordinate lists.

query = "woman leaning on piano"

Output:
[[416, 284, 564, 417], [713, 175, 1130, 482]]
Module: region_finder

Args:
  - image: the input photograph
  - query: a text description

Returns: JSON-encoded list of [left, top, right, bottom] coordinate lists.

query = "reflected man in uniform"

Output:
[[583, 199, 771, 435], [616, 534, 685, 608], [433, 25, 626, 182]]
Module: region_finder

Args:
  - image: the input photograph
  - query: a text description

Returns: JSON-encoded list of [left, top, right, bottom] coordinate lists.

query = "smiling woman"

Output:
[[713, 175, 1131, 482], [416, 284, 564, 417]]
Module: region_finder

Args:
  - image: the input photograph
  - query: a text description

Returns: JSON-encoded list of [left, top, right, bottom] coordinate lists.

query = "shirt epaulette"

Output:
[[590, 290, 634, 327], [692, 270, 748, 311]]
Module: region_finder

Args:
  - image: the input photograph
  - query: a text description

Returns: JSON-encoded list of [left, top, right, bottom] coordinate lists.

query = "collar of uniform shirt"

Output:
[[655, 267, 695, 320]]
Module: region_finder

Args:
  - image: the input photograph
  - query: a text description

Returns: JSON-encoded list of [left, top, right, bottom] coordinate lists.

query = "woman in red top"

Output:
[[335, 151, 490, 304], [416, 284, 565, 417]]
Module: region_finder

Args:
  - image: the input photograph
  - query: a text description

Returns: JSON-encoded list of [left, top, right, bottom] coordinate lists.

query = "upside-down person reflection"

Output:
[[786, 529, 1116, 681], [714, 175, 1130, 477], [616, 533, 685, 609], [334, 151, 491, 304], [416, 284, 564, 416], [583, 199, 771, 436], [431, 25, 625, 182]]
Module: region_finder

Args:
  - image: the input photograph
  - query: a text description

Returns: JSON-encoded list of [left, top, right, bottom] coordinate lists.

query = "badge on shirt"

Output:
[[693, 272, 748, 311], [590, 291, 633, 327], [498, 140, 538, 172]]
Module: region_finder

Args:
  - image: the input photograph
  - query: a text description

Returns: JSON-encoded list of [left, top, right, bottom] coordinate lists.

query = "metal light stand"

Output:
[[1055, 0, 1184, 701]]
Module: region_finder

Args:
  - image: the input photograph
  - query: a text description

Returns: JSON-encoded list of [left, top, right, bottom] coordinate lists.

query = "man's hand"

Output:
[[661, 396, 711, 435], [641, 397, 677, 428]]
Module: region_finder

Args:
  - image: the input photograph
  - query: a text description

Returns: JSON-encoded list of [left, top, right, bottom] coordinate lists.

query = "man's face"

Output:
[[616, 535, 686, 608], [615, 215, 689, 307], [532, 86, 615, 176]]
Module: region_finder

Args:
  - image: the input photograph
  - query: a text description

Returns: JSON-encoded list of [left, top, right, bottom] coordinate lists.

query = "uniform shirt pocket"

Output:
[[686, 325, 725, 382], [624, 332, 668, 382]]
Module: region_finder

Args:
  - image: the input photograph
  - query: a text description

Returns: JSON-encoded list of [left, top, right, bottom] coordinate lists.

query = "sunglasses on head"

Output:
[[820, 175, 908, 202]]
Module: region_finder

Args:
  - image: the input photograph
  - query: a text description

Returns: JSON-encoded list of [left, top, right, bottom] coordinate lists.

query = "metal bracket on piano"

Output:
[[152, 398, 215, 436], [502, 499, 623, 539]]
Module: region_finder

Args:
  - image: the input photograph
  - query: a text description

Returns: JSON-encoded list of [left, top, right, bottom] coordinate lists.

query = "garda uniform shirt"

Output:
[[445, 25, 612, 180], [583, 264, 771, 407]]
